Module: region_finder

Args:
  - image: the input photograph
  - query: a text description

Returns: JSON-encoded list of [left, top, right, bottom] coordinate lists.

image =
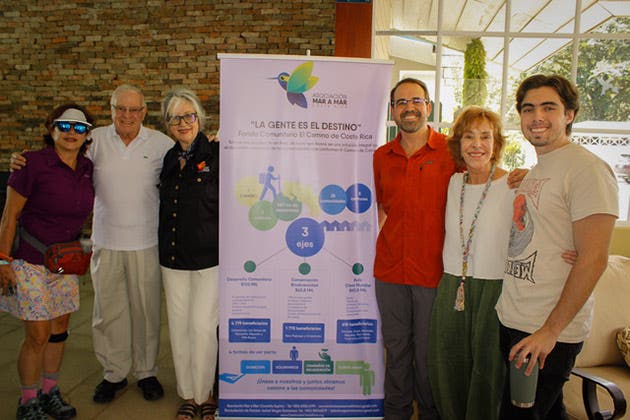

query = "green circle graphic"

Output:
[[244, 260, 256, 273], [249, 200, 278, 230], [298, 263, 311, 275]]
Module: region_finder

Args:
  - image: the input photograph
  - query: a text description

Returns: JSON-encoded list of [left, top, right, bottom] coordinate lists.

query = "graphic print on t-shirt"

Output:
[[505, 178, 550, 283]]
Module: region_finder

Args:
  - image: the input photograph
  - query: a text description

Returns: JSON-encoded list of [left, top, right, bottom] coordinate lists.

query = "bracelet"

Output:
[[0, 252, 13, 263], [0, 260, 9, 265]]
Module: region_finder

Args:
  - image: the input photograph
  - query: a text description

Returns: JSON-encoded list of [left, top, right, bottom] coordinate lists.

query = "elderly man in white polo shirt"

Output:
[[88, 84, 174, 403], [11, 84, 173, 404]]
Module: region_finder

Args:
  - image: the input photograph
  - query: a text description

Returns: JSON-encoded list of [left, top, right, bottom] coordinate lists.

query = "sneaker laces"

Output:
[[17, 398, 46, 420], [47, 389, 70, 411], [40, 387, 75, 416]]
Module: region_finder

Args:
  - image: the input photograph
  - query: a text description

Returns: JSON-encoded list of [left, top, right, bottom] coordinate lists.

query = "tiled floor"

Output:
[[0, 276, 183, 419]]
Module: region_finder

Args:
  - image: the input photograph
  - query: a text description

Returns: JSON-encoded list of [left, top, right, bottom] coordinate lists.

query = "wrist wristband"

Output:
[[0, 252, 13, 263], [0, 260, 10, 265]]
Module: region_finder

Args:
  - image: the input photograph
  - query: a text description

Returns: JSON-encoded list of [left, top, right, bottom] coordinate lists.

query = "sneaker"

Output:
[[92, 378, 128, 403], [38, 386, 76, 419], [137, 376, 164, 401], [16, 397, 47, 420]]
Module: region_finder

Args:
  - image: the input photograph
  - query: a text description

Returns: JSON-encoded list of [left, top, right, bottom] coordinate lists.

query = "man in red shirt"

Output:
[[373, 78, 454, 420]]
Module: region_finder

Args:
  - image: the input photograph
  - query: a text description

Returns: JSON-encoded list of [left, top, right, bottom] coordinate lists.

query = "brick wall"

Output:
[[0, 0, 335, 164]]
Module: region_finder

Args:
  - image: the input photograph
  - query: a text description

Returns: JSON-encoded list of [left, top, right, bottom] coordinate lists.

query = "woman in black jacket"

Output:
[[159, 88, 219, 420]]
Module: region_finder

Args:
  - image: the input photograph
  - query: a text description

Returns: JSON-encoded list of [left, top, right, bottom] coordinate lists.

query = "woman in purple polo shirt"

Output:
[[0, 104, 95, 420]]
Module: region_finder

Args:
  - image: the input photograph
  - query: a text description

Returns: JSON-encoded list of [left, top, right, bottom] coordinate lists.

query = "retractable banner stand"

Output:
[[218, 54, 392, 419]]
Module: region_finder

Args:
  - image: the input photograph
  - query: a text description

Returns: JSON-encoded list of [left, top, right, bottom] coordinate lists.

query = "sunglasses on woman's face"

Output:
[[54, 121, 89, 135]]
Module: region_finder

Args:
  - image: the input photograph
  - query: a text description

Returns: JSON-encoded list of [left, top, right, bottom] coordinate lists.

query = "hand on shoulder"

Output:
[[9, 150, 29, 172]]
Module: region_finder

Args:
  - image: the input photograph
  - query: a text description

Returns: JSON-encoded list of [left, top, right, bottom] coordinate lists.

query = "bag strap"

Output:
[[18, 226, 48, 255]]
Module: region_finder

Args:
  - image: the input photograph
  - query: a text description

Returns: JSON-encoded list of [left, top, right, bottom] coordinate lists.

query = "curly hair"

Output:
[[447, 106, 505, 170]]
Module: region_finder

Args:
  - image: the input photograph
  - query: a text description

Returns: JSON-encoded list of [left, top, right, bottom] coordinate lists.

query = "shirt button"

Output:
[[173, 199, 177, 204], [170, 256, 175, 261], [172, 212, 177, 218], [175, 185, 180, 190], [172, 227, 176, 232], [171, 241, 175, 246], [197, 178, 201, 182]]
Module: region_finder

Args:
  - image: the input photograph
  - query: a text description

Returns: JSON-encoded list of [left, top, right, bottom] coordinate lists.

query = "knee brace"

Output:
[[48, 331, 69, 343]]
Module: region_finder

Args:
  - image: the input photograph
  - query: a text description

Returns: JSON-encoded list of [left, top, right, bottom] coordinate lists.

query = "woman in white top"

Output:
[[428, 106, 512, 420]]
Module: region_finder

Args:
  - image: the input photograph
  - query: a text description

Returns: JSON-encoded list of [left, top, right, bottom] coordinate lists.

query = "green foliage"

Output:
[[463, 38, 488, 107], [531, 17, 629, 123], [502, 139, 526, 170]]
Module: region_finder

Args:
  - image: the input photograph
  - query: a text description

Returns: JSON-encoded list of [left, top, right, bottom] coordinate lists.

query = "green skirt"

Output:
[[428, 273, 505, 420]]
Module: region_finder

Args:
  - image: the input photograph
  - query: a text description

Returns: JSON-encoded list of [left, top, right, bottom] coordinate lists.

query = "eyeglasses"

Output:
[[54, 121, 90, 135], [112, 105, 145, 114], [393, 97, 429, 107], [168, 112, 198, 126]]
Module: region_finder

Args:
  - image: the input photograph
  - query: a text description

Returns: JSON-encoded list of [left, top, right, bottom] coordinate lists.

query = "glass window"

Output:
[[579, 19, 629, 124]]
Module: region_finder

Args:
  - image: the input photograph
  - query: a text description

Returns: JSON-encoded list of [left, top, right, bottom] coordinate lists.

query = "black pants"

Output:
[[375, 280, 440, 420], [499, 324, 583, 420]]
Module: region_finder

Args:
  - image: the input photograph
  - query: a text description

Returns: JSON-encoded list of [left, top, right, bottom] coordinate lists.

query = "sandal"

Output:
[[200, 400, 217, 420], [177, 402, 199, 420]]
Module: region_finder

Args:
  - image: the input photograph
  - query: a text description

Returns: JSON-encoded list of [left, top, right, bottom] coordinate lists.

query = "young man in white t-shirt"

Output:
[[495, 74, 618, 419]]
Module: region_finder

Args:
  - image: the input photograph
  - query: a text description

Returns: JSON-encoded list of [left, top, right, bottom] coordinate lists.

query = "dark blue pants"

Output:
[[499, 324, 583, 420]]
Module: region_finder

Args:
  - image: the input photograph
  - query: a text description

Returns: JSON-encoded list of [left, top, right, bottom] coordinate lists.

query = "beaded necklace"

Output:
[[454, 162, 496, 311]]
